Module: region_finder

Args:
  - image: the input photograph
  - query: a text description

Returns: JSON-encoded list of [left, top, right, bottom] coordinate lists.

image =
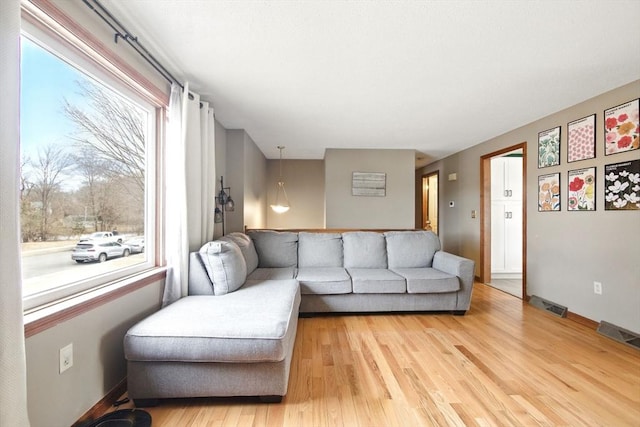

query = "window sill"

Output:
[[24, 267, 166, 338]]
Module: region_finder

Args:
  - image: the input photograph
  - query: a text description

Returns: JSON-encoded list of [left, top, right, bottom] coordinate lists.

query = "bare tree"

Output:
[[73, 146, 109, 231], [29, 144, 72, 241], [20, 155, 39, 242], [63, 80, 146, 196]]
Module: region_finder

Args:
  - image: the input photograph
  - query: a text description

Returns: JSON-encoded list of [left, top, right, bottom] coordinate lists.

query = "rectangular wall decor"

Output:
[[538, 173, 561, 211], [352, 172, 386, 197], [604, 98, 639, 156], [568, 167, 596, 211], [567, 114, 596, 163], [605, 159, 640, 210], [538, 126, 561, 168]]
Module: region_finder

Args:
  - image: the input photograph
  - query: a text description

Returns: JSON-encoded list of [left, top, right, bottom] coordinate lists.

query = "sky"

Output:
[[20, 36, 88, 162]]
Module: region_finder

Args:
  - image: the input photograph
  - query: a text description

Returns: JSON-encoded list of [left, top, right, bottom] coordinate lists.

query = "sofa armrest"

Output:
[[188, 252, 215, 295], [432, 251, 475, 311]]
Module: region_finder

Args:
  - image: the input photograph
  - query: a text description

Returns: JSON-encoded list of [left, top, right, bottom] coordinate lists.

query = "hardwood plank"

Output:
[[97, 284, 640, 426]]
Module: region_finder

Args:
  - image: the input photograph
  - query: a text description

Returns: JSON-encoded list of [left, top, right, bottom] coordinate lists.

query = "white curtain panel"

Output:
[[163, 84, 216, 305], [0, 0, 32, 425], [200, 104, 216, 244], [184, 94, 216, 251], [163, 83, 189, 306]]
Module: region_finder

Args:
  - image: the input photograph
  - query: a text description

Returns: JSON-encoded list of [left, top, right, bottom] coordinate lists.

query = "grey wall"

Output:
[[243, 134, 268, 230], [266, 159, 325, 229], [224, 129, 268, 233], [25, 281, 164, 427], [418, 80, 640, 332], [325, 149, 415, 229]]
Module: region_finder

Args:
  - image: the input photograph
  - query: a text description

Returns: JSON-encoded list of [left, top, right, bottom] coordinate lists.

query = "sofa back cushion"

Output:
[[198, 240, 247, 295], [385, 231, 441, 268], [220, 232, 259, 274], [343, 232, 387, 268], [298, 232, 343, 267], [247, 230, 299, 268]]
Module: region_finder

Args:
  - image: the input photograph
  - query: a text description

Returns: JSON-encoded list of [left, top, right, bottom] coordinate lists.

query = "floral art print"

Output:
[[604, 98, 639, 155], [567, 114, 596, 163], [568, 167, 596, 211], [604, 159, 640, 210], [538, 126, 561, 168], [538, 173, 561, 211]]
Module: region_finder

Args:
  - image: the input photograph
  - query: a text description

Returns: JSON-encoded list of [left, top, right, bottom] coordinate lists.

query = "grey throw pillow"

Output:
[[199, 240, 247, 295], [220, 232, 259, 274]]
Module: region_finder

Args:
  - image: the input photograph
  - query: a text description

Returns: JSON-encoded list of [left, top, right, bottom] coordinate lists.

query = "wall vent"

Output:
[[529, 295, 567, 318], [597, 321, 640, 350]]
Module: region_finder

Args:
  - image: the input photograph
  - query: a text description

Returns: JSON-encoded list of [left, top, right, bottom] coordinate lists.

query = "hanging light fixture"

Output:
[[270, 146, 290, 213]]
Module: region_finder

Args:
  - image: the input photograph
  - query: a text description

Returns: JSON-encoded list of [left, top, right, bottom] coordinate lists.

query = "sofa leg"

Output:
[[452, 310, 467, 316], [259, 395, 283, 404], [133, 398, 159, 407]]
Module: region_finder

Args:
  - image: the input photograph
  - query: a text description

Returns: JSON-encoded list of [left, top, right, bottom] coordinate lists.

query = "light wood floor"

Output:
[[486, 278, 522, 299], [112, 283, 640, 426]]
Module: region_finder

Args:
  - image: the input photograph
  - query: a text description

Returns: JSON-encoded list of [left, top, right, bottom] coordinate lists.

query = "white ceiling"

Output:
[[102, 0, 640, 167]]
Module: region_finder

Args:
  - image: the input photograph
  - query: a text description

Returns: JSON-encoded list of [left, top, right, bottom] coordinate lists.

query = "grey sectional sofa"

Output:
[[124, 230, 474, 406]]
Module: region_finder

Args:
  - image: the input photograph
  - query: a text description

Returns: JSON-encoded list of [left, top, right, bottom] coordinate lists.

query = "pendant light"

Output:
[[270, 146, 290, 213]]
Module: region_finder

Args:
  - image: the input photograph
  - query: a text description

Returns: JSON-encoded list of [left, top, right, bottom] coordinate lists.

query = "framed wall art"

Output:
[[567, 114, 596, 163], [352, 172, 386, 197], [604, 159, 640, 210], [604, 98, 639, 156], [538, 126, 561, 168], [568, 167, 596, 211], [538, 173, 561, 211]]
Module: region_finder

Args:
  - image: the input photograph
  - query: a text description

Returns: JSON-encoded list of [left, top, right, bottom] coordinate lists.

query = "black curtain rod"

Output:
[[82, 0, 193, 97]]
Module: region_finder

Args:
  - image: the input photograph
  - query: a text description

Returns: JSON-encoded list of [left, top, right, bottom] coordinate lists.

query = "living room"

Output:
[[1, 1, 639, 426]]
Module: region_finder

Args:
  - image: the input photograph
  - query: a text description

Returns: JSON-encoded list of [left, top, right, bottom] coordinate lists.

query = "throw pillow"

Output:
[[220, 232, 259, 274], [199, 240, 247, 295]]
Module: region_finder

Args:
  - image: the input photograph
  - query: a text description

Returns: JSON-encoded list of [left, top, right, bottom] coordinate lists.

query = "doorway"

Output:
[[421, 172, 438, 233], [480, 143, 527, 299]]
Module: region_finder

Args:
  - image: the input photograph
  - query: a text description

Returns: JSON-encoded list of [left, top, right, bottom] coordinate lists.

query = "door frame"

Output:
[[421, 170, 439, 232], [480, 142, 527, 298]]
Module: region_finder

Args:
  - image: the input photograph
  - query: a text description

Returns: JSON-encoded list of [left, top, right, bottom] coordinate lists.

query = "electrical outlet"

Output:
[[59, 343, 73, 374], [593, 281, 603, 295]]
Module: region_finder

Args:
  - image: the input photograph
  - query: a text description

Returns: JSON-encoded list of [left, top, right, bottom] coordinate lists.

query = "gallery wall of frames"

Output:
[[537, 98, 640, 212]]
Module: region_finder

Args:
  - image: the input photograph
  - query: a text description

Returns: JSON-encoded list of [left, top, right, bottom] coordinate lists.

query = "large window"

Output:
[[20, 16, 161, 311]]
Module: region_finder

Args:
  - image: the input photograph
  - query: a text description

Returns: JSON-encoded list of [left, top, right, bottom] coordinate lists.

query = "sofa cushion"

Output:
[[343, 232, 387, 268], [248, 230, 298, 268], [220, 232, 259, 274], [198, 240, 247, 295], [124, 279, 300, 363], [347, 268, 406, 293], [298, 232, 343, 267], [391, 268, 460, 293], [247, 267, 296, 281], [295, 267, 352, 295], [385, 231, 441, 268]]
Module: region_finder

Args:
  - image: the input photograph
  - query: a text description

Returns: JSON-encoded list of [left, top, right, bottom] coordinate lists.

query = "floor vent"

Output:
[[597, 321, 640, 350], [529, 295, 567, 318]]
